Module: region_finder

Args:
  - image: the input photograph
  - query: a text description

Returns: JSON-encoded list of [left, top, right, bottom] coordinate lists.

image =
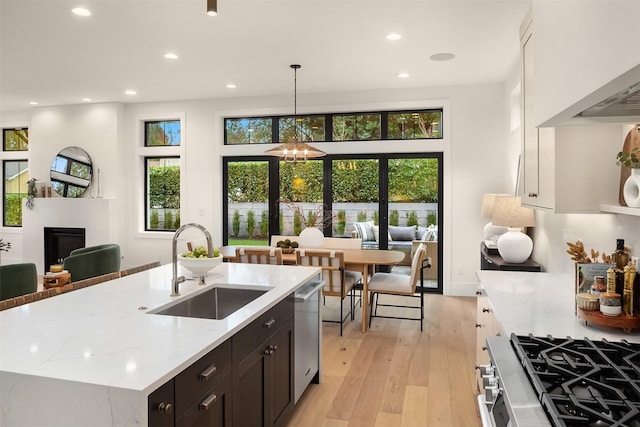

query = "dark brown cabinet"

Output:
[[147, 339, 232, 427], [147, 295, 295, 427], [148, 377, 175, 427], [233, 296, 295, 427]]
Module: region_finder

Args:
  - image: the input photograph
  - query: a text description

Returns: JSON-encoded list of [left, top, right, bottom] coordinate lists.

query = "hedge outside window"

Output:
[[3, 160, 28, 226], [146, 157, 180, 231], [145, 120, 181, 146], [3, 128, 29, 151]]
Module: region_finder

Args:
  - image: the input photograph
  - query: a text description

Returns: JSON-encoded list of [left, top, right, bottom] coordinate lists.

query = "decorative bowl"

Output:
[[600, 305, 622, 316], [178, 254, 223, 277], [576, 293, 599, 311]]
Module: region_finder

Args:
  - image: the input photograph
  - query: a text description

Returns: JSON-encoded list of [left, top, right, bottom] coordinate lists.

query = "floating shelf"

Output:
[[599, 204, 640, 217]]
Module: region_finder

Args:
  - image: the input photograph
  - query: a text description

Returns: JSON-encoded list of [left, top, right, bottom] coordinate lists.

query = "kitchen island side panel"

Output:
[[0, 371, 146, 426]]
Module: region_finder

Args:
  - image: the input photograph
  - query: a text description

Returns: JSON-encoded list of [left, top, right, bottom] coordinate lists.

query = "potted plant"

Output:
[[617, 147, 640, 207], [616, 147, 640, 169], [0, 238, 11, 263]]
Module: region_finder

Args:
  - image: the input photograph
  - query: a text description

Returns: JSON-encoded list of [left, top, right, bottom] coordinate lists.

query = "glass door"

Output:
[[224, 159, 270, 246], [387, 156, 441, 291]]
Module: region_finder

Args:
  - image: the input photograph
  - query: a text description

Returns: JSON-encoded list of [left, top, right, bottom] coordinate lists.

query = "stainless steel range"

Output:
[[478, 333, 640, 427]]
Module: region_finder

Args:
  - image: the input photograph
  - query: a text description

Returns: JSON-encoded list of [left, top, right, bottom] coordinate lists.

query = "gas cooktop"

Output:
[[511, 334, 640, 427]]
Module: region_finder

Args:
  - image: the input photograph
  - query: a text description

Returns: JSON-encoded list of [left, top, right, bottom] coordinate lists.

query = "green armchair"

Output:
[[63, 244, 121, 282], [0, 263, 38, 301]]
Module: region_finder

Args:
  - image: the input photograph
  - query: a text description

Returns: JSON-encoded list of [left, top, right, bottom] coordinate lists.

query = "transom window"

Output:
[[3, 128, 29, 151], [145, 120, 181, 146], [224, 109, 442, 145]]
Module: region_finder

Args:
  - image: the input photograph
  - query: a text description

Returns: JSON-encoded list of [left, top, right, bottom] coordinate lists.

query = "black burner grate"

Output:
[[511, 334, 640, 427]]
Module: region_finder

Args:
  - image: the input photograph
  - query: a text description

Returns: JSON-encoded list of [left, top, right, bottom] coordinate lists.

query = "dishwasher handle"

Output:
[[294, 281, 324, 302]]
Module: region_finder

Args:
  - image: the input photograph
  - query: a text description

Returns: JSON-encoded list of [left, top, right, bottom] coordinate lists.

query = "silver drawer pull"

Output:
[[199, 364, 217, 381], [264, 318, 276, 329], [199, 392, 217, 412]]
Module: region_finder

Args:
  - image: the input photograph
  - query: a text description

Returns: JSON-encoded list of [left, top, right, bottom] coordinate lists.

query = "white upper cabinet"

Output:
[[532, 0, 640, 127], [520, 13, 625, 213]]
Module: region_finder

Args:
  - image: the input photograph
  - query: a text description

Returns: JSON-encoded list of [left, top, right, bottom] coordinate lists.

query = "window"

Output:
[[225, 118, 273, 145], [332, 113, 381, 141], [223, 109, 442, 145], [2, 127, 29, 227], [279, 115, 325, 142], [145, 120, 181, 146], [3, 160, 28, 226], [388, 111, 442, 139], [3, 128, 29, 151], [145, 157, 180, 231]]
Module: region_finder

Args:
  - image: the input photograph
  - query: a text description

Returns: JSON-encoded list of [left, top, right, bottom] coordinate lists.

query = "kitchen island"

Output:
[[0, 262, 321, 426]]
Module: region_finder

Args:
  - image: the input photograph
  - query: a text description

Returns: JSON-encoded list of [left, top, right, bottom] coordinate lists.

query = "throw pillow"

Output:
[[372, 225, 380, 242], [353, 221, 375, 242], [388, 225, 417, 241], [417, 226, 428, 240]]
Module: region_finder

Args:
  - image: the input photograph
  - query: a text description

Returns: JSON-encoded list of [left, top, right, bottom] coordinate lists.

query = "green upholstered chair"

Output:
[[0, 263, 38, 301], [63, 244, 121, 282]]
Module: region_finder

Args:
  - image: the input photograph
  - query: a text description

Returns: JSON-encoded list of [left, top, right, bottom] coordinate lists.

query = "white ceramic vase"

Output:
[[623, 168, 640, 208], [497, 227, 533, 264], [298, 227, 324, 248]]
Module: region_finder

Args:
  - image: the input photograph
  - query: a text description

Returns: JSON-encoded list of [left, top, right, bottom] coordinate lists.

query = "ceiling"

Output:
[[0, 0, 531, 113]]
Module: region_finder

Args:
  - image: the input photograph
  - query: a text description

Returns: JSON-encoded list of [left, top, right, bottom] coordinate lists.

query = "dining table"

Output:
[[220, 245, 405, 332]]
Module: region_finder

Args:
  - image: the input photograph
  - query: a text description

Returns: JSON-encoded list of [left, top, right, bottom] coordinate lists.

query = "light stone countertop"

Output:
[[476, 270, 640, 343], [0, 262, 321, 426]]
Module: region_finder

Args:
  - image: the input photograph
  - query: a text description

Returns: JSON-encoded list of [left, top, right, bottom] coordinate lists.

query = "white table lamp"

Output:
[[480, 194, 510, 242], [491, 196, 535, 263]]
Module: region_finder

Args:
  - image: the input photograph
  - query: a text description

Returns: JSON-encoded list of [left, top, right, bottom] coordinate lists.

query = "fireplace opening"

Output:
[[44, 227, 86, 271]]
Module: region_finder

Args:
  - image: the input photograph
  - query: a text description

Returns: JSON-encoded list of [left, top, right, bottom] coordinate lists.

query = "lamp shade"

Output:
[[481, 193, 510, 240], [491, 196, 535, 228], [480, 193, 510, 218]]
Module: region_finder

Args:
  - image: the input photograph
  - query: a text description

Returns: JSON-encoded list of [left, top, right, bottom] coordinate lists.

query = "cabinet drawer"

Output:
[[176, 374, 232, 427], [233, 295, 294, 361], [175, 338, 232, 415]]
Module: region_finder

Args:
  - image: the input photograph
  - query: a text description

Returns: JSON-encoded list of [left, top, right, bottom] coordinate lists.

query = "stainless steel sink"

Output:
[[150, 286, 270, 320]]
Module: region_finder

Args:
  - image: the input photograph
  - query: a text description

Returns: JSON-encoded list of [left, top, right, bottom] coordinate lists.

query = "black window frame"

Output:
[[144, 120, 181, 147], [3, 159, 28, 227], [223, 108, 443, 145], [3, 128, 29, 152]]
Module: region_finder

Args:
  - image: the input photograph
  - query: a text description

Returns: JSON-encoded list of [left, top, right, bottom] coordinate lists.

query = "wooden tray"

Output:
[[577, 308, 640, 334]]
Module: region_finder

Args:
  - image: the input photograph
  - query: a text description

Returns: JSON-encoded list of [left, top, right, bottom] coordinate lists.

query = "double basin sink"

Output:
[[149, 285, 272, 320]]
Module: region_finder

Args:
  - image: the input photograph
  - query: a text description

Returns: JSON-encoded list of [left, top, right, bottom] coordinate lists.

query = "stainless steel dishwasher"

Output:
[[294, 277, 323, 403]]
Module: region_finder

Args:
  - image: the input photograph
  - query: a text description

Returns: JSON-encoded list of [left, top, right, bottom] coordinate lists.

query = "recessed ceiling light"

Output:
[[397, 72, 410, 78], [125, 90, 137, 96], [29, 101, 38, 105], [386, 33, 402, 41], [71, 7, 91, 16], [430, 52, 455, 61], [225, 83, 237, 89], [164, 53, 178, 60], [82, 98, 91, 102]]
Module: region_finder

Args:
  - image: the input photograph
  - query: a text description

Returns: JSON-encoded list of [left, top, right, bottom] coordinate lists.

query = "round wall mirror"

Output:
[[50, 146, 92, 197]]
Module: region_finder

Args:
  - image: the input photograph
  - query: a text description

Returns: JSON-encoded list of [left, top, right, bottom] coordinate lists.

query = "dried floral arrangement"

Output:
[[278, 199, 336, 229], [565, 239, 631, 263]]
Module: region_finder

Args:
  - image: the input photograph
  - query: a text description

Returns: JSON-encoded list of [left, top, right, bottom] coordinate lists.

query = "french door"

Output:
[[223, 153, 442, 294]]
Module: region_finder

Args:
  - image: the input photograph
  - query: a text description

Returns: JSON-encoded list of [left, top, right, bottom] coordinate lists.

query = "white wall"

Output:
[[4, 82, 640, 294], [1, 83, 507, 296]]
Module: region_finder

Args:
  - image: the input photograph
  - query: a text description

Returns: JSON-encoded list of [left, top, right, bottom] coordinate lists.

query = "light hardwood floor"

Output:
[[289, 293, 481, 427]]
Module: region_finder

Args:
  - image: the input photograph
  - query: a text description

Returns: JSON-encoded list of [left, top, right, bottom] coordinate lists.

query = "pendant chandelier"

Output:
[[265, 64, 326, 164]]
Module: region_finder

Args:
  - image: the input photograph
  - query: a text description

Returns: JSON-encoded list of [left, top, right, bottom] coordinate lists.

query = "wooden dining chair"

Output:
[[234, 247, 283, 265], [295, 249, 361, 336], [367, 244, 429, 331]]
